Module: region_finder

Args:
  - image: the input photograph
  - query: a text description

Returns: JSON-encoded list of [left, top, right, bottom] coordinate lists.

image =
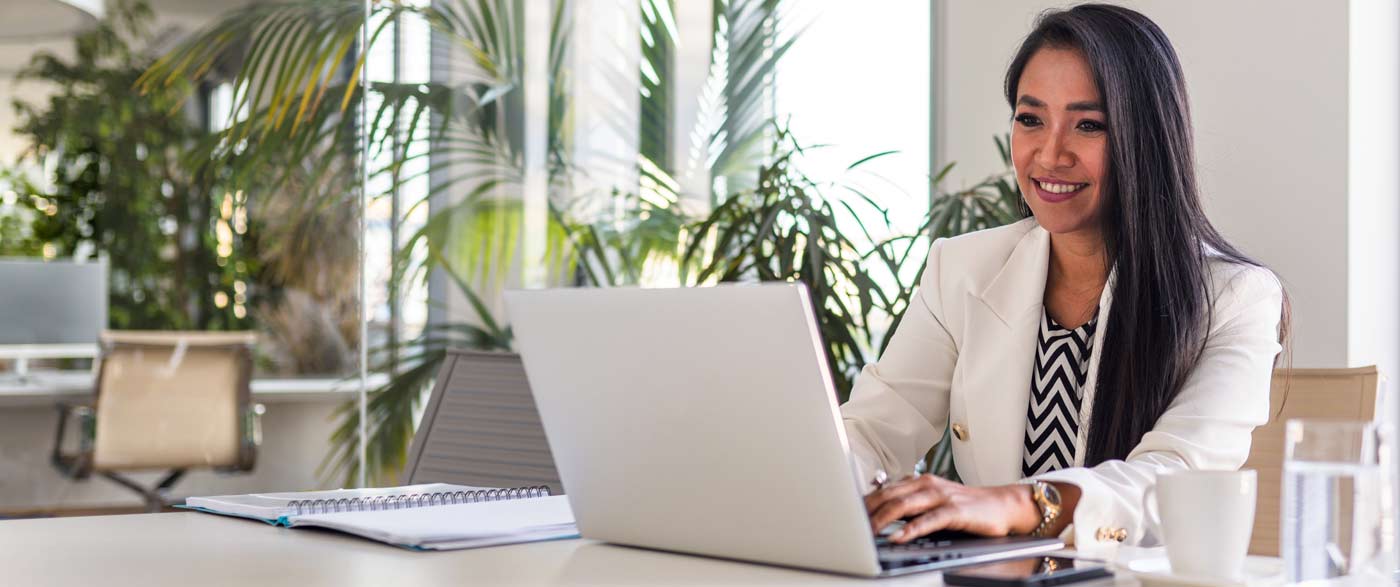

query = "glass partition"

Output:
[[0, 0, 369, 515]]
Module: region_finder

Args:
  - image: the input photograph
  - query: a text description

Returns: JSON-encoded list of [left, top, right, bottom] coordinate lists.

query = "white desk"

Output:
[[0, 343, 99, 377], [0, 371, 390, 407], [0, 512, 1168, 587]]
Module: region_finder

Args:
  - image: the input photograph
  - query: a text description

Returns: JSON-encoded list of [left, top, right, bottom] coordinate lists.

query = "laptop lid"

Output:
[[401, 350, 563, 494], [505, 284, 884, 576]]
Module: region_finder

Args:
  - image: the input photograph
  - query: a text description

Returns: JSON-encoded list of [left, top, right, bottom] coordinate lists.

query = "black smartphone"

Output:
[[943, 556, 1112, 587]]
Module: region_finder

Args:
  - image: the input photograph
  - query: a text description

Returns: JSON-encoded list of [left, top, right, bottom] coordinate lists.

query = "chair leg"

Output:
[[100, 469, 187, 513], [155, 469, 186, 493], [154, 469, 186, 506], [99, 472, 159, 512]]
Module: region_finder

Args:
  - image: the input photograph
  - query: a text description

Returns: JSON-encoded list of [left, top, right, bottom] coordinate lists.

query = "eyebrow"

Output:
[[1016, 94, 1105, 112]]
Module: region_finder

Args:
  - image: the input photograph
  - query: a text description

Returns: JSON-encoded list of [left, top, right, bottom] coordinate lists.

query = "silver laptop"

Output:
[[504, 283, 1062, 577]]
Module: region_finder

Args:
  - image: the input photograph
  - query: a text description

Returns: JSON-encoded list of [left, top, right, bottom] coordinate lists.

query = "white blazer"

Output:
[[840, 218, 1283, 552]]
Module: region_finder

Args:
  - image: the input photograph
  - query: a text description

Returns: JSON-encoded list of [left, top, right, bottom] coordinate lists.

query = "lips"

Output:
[[1031, 178, 1088, 204]]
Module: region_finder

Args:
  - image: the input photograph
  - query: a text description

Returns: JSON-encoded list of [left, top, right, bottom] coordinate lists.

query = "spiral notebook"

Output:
[[184, 483, 577, 550]]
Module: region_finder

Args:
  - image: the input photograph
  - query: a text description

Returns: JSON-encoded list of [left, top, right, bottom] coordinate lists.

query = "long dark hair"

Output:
[[1003, 4, 1288, 464]]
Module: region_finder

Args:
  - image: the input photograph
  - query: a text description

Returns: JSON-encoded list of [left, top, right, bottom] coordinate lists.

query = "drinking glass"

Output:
[[1281, 419, 1396, 585]]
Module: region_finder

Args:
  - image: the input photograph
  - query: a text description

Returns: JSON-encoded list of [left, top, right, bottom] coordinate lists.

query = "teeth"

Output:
[[1037, 180, 1084, 194]]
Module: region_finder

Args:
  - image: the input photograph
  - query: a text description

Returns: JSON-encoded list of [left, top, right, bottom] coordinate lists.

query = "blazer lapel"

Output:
[[960, 225, 1050, 486]]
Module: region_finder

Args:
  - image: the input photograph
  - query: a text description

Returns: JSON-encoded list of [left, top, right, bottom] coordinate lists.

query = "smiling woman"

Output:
[[839, 3, 1289, 552]]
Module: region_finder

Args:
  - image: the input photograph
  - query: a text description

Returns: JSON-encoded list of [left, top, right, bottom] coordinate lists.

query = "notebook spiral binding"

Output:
[[286, 486, 551, 516]]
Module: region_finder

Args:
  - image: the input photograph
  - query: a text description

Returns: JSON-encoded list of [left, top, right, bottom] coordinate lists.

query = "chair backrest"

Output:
[[402, 350, 562, 494], [92, 331, 256, 471], [1243, 366, 1383, 556]]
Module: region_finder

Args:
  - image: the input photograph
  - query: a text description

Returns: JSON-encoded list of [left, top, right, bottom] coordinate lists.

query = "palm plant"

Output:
[[699, 0, 795, 196], [640, 0, 798, 201]]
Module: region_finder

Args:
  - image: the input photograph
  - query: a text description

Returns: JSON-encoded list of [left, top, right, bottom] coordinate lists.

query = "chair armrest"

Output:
[[237, 403, 266, 471], [52, 402, 96, 478]]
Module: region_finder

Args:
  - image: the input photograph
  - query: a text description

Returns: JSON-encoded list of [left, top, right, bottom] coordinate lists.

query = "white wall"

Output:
[[0, 79, 60, 164], [937, 0, 1399, 378]]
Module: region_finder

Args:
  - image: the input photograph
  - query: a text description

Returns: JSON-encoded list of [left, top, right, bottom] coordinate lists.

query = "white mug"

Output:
[[1142, 469, 1257, 580]]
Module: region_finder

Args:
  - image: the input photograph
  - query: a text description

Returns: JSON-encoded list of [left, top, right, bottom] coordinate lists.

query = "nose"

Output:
[[1035, 130, 1075, 170]]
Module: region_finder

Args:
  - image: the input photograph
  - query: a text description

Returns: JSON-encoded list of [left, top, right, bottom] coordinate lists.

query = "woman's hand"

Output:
[[865, 474, 1042, 543]]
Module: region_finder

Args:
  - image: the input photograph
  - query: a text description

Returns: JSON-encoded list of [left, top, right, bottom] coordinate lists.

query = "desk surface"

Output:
[[0, 371, 389, 407], [0, 512, 1163, 587]]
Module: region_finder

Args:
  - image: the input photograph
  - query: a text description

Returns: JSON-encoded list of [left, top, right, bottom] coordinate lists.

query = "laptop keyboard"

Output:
[[875, 530, 1027, 568]]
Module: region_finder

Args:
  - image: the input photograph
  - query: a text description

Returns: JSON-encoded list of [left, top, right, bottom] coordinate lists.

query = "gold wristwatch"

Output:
[[1029, 480, 1062, 537]]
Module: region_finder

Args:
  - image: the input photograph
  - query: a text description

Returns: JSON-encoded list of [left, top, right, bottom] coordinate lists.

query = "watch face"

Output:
[[1041, 482, 1062, 506]]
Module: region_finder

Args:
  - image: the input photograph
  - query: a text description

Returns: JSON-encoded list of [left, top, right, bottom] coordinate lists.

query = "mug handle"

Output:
[[1141, 484, 1163, 541]]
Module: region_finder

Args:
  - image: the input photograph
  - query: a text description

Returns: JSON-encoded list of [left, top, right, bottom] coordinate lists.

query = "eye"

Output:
[[1077, 119, 1106, 133], [1014, 113, 1042, 127]]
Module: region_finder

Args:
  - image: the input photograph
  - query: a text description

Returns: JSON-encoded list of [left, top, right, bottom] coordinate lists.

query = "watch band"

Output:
[[1029, 480, 1062, 537]]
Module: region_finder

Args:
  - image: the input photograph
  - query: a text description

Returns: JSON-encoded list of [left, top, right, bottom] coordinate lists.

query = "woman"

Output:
[[841, 4, 1286, 550]]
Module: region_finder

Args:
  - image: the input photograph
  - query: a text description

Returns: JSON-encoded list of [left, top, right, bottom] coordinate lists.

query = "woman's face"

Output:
[[1010, 47, 1109, 237]]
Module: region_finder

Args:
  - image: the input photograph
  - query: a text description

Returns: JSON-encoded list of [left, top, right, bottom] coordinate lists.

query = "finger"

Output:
[[864, 474, 934, 512], [869, 483, 949, 532], [890, 505, 958, 544], [870, 490, 944, 532], [865, 473, 958, 513]]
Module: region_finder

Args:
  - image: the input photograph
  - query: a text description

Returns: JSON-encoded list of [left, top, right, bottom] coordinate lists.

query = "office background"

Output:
[[0, 0, 1395, 517]]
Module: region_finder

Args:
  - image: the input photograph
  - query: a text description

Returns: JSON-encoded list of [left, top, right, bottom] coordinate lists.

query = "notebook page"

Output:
[[288, 495, 577, 549], [184, 483, 476, 522]]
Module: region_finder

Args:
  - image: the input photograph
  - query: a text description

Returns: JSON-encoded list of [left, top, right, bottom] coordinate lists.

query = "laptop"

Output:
[[503, 283, 1062, 577]]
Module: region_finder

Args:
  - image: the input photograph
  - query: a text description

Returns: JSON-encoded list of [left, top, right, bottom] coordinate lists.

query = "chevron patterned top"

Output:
[[1022, 308, 1099, 478]]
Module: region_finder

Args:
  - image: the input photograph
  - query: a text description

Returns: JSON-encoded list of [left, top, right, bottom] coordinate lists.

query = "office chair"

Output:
[[401, 349, 562, 494], [51, 331, 264, 512], [1242, 366, 1385, 555]]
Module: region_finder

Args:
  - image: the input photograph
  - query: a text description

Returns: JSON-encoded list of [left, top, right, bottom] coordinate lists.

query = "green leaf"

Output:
[[846, 149, 899, 171]]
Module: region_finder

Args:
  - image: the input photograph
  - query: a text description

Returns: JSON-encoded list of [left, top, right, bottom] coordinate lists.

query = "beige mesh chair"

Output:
[[1243, 366, 1384, 556], [51, 331, 263, 511]]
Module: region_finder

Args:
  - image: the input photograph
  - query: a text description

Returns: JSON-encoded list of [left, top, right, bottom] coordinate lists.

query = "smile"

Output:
[[1033, 178, 1088, 203]]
